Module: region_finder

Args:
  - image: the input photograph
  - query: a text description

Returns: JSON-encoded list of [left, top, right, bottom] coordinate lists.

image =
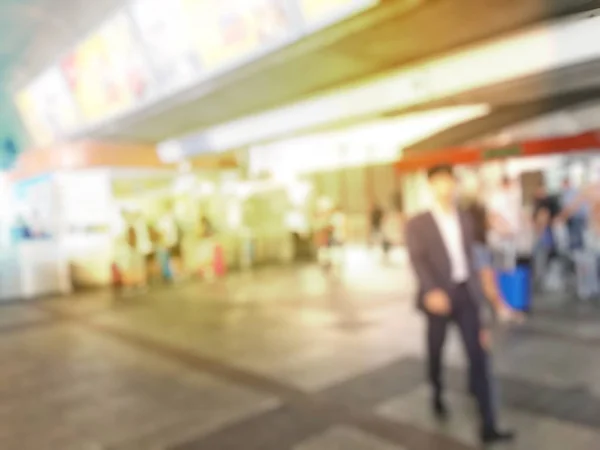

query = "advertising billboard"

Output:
[[297, 0, 378, 27], [61, 12, 151, 123], [15, 66, 79, 146], [16, 88, 51, 147], [35, 67, 80, 139], [130, 0, 202, 92], [181, 0, 291, 70]]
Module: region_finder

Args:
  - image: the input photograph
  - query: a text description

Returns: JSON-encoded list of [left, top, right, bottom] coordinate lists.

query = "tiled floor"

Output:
[[1, 259, 600, 449], [294, 426, 405, 450]]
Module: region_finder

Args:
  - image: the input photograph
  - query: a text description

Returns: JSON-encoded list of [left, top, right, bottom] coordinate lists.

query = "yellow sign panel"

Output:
[[298, 0, 378, 24], [62, 13, 150, 123], [63, 32, 116, 122], [16, 89, 53, 146], [181, 0, 290, 69]]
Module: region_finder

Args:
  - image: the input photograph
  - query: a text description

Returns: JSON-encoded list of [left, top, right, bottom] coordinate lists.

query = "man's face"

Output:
[[429, 173, 456, 204], [535, 185, 546, 198]]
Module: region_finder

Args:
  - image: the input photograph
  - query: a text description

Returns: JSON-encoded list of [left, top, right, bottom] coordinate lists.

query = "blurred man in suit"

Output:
[[405, 164, 514, 445]]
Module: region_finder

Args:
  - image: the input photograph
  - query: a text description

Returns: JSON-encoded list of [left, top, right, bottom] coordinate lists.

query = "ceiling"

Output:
[[0, 0, 123, 88], [3, 0, 600, 147], [402, 85, 600, 155], [72, 0, 600, 143], [473, 99, 600, 146]]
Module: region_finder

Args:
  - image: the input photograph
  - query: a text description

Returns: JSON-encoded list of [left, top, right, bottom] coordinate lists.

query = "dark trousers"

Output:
[[427, 283, 495, 430]]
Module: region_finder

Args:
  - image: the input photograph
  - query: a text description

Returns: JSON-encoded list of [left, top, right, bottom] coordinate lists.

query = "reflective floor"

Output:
[[2, 250, 600, 449]]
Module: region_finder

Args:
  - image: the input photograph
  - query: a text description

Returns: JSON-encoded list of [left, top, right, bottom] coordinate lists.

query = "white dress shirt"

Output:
[[488, 187, 521, 235], [431, 204, 469, 283]]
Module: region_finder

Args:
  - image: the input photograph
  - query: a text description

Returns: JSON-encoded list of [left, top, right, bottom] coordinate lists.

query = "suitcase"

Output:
[[542, 259, 566, 292], [573, 250, 599, 300], [497, 266, 531, 312]]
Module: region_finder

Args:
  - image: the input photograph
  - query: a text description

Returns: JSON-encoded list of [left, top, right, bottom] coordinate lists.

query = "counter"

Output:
[[0, 240, 72, 302], [64, 234, 113, 288]]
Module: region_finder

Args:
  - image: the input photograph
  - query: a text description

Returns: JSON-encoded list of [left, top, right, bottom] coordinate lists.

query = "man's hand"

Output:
[[497, 302, 526, 324], [424, 289, 451, 316]]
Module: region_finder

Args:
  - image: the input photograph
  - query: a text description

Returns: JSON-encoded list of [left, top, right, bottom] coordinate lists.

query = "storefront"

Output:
[[240, 107, 495, 244], [3, 142, 175, 295], [1, 173, 71, 301], [247, 126, 401, 242]]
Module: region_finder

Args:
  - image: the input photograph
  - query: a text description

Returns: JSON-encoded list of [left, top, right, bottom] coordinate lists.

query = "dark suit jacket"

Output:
[[406, 209, 484, 312]]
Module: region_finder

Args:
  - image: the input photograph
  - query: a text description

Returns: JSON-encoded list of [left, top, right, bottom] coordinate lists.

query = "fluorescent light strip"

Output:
[[247, 105, 490, 175]]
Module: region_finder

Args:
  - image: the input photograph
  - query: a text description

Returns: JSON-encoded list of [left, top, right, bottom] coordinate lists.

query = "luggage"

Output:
[[552, 222, 569, 255], [542, 259, 566, 292], [497, 266, 531, 312], [573, 250, 599, 300]]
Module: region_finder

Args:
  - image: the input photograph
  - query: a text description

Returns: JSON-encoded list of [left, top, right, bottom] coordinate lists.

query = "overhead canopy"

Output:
[[157, 9, 600, 162], [8, 141, 161, 181], [9, 140, 240, 182], [6, 0, 598, 147]]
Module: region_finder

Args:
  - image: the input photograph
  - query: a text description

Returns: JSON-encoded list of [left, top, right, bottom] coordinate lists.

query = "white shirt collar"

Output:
[[430, 201, 458, 218], [430, 200, 469, 283]]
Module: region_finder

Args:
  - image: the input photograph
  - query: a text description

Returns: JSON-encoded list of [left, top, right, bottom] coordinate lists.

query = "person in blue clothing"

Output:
[[560, 177, 588, 251], [532, 182, 560, 284], [461, 182, 518, 319]]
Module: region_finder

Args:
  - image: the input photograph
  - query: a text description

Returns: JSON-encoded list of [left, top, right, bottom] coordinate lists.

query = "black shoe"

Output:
[[481, 428, 516, 445], [433, 398, 449, 420]]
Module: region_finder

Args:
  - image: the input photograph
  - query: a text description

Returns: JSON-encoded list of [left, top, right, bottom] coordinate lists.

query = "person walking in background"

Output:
[[146, 222, 161, 284], [405, 164, 514, 445], [155, 226, 174, 284], [487, 175, 521, 238], [158, 209, 182, 281], [196, 215, 216, 281], [486, 175, 521, 270], [560, 177, 587, 251], [461, 178, 518, 320], [586, 202, 600, 265], [531, 182, 561, 287], [123, 221, 147, 291], [369, 202, 384, 247], [561, 176, 600, 221], [328, 206, 347, 272], [314, 197, 333, 268], [560, 180, 600, 298], [579, 202, 600, 299], [381, 204, 402, 264]]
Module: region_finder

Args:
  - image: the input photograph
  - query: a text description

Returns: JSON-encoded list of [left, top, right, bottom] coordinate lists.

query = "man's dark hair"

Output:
[[426, 164, 454, 179]]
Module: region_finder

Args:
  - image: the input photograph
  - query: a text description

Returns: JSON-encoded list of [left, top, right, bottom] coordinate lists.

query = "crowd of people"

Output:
[[112, 209, 215, 292], [459, 171, 600, 299]]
